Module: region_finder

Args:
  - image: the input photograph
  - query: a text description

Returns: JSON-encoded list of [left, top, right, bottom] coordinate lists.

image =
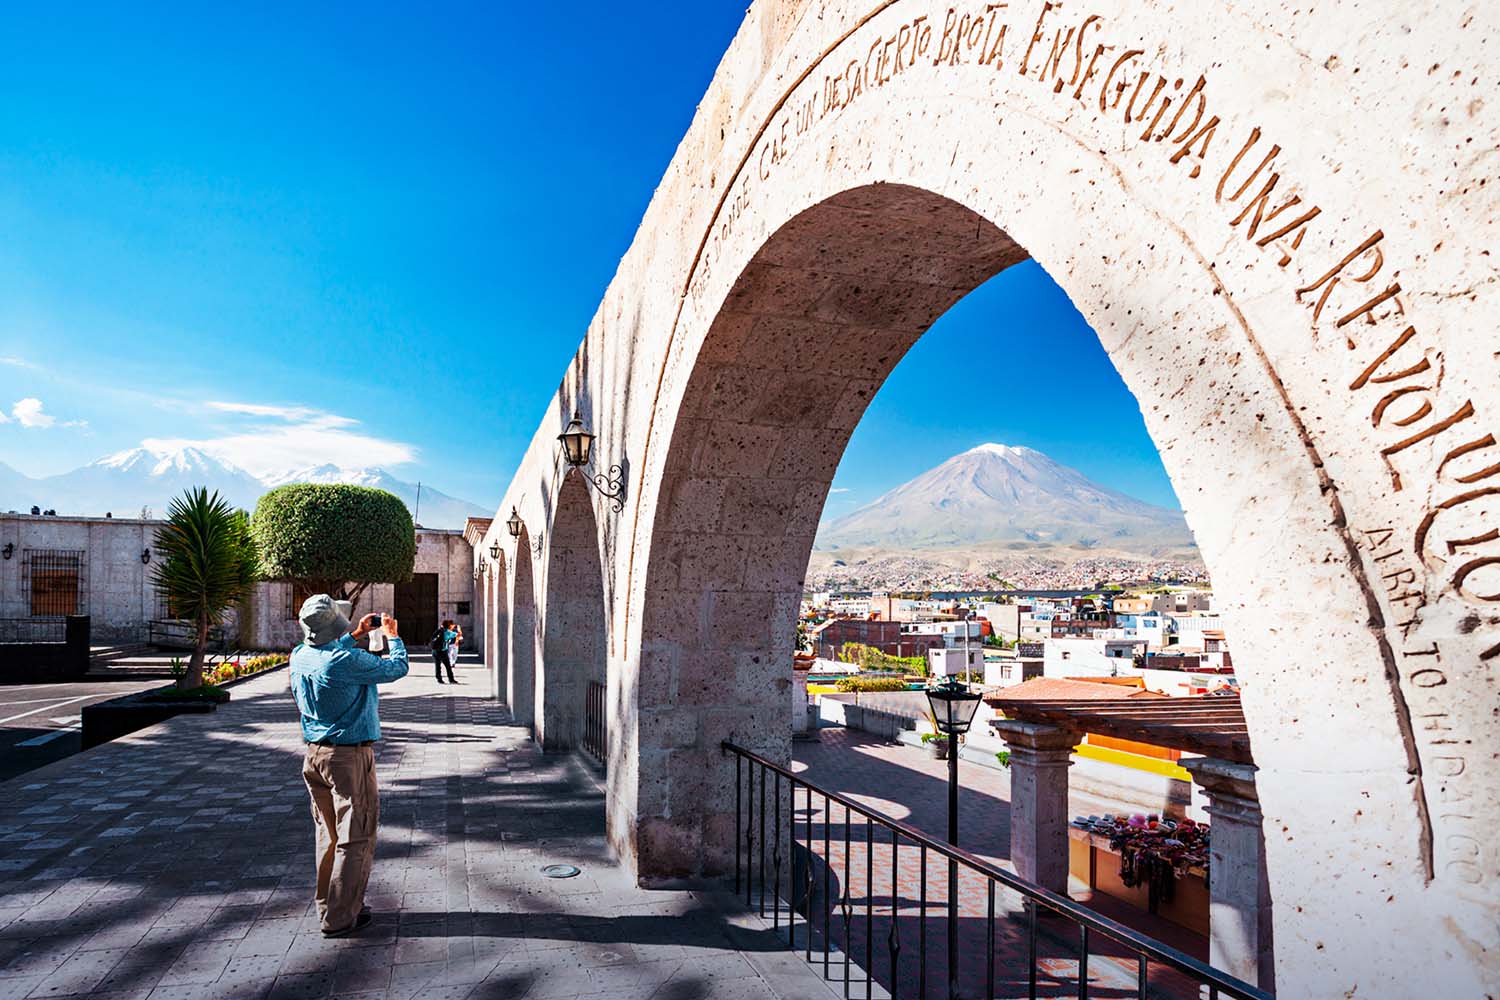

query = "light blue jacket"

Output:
[[291, 633, 409, 744]]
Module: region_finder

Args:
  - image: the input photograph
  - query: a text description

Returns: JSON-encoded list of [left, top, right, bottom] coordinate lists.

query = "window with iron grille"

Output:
[[24, 549, 86, 618], [284, 583, 313, 620]]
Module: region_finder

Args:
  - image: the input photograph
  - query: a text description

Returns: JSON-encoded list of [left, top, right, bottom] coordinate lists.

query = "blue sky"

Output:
[[0, 3, 1182, 512]]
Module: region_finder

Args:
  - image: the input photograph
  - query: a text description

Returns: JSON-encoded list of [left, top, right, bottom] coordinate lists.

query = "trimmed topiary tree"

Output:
[[251, 483, 416, 610]]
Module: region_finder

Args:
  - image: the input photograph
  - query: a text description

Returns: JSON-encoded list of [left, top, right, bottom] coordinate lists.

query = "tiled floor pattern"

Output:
[[0, 663, 838, 1000]]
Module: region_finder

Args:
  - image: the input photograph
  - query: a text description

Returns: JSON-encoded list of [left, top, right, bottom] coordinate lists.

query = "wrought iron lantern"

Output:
[[557, 409, 625, 512], [925, 675, 981, 736], [140, 548, 151, 565], [506, 507, 523, 538], [558, 410, 595, 468], [1, 543, 12, 560], [926, 672, 982, 999], [489, 539, 502, 560]]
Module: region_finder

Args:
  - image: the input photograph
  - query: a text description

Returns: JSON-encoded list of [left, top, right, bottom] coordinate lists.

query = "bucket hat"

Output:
[[299, 594, 353, 646]]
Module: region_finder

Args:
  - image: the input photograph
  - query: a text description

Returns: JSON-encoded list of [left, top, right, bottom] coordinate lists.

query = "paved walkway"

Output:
[[0, 662, 837, 1000], [0, 680, 163, 783]]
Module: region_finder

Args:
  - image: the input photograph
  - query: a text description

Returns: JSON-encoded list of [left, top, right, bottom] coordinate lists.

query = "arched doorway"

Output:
[[487, 550, 508, 704], [538, 473, 609, 753], [628, 187, 1035, 877], [509, 525, 537, 731]]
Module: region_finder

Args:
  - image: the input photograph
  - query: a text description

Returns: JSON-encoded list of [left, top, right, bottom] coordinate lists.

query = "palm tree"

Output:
[[152, 488, 258, 689]]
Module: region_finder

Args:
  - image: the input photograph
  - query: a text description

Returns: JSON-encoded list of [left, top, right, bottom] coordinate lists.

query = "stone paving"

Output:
[[0, 661, 839, 1000]]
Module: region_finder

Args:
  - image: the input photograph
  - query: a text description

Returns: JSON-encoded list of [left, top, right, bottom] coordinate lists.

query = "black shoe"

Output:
[[436, 678, 445, 684], [322, 911, 373, 937]]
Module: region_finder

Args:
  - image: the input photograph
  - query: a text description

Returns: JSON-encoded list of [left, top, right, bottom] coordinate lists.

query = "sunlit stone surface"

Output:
[[472, 2, 1500, 993]]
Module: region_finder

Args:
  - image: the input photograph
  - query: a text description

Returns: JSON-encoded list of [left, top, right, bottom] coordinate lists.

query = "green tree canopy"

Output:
[[152, 488, 258, 689], [251, 484, 415, 608]]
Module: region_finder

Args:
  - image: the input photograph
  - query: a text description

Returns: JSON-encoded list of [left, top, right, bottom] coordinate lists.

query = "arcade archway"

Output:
[[489, 3, 1498, 992], [508, 525, 537, 731], [538, 473, 608, 752]]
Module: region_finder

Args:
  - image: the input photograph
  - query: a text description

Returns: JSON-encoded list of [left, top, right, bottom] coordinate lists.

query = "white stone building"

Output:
[[0, 512, 475, 649], [927, 646, 983, 677], [1042, 636, 1147, 678], [1, 513, 171, 642], [242, 528, 476, 650]]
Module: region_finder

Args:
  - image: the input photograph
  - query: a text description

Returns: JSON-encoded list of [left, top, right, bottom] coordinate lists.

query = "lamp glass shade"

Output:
[[558, 412, 594, 467], [489, 541, 501, 560], [506, 507, 523, 538], [926, 678, 981, 736]]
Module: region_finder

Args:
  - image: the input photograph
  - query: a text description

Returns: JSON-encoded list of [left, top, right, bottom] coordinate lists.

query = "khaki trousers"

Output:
[[302, 743, 379, 932]]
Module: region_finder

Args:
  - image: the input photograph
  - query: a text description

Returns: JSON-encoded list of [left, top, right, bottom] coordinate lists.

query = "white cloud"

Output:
[[9, 397, 86, 429], [829, 487, 851, 494], [0, 356, 39, 370], [204, 401, 354, 427], [142, 399, 416, 479]]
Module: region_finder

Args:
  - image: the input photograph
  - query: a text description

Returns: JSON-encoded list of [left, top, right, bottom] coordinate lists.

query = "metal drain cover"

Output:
[[540, 864, 581, 879]]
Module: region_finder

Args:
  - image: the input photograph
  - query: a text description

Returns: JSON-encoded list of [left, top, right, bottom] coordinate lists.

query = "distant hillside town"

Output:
[[802, 585, 1233, 698]]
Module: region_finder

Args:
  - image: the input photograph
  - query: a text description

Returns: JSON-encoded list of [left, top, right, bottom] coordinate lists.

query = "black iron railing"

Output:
[[0, 618, 68, 643], [583, 680, 605, 764], [722, 740, 1270, 1000], [147, 619, 227, 652]]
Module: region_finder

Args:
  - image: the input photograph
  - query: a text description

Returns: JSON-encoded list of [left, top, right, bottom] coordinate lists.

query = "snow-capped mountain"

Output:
[[815, 443, 1196, 558], [1, 447, 491, 529]]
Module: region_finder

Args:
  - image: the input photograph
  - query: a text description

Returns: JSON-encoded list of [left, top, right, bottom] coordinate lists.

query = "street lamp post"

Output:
[[926, 674, 982, 999]]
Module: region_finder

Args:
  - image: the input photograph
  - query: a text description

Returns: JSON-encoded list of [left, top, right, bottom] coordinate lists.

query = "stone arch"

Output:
[[486, 550, 508, 703], [620, 166, 1486, 992], [490, 3, 1497, 992], [538, 472, 609, 752], [508, 525, 537, 731]]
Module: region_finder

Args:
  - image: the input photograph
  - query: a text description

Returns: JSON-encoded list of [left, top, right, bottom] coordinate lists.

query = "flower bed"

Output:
[[83, 653, 292, 749], [201, 652, 289, 687]]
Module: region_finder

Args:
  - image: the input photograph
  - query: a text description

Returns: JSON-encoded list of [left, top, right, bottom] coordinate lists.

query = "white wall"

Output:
[[1, 514, 161, 641], [928, 646, 984, 676]]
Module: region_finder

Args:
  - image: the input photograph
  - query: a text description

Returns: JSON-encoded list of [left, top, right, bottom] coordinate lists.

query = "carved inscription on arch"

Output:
[[678, 0, 1494, 887]]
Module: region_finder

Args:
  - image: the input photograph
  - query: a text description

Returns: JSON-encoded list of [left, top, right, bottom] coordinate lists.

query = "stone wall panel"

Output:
[[478, 1, 1499, 991]]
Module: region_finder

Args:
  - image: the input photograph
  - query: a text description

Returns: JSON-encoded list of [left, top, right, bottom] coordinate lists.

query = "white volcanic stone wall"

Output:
[[475, 1, 1500, 993], [0, 515, 162, 642]]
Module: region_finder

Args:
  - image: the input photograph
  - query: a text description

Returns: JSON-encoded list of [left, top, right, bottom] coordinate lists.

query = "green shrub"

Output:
[[833, 676, 910, 693], [836, 642, 929, 677], [252, 484, 415, 608], [996, 750, 1011, 768], [920, 732, 949, 744], [154, 489, 258, 690]]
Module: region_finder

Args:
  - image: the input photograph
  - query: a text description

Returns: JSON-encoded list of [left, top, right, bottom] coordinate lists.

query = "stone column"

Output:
[[992, 720, 1079, 894], [1181, 757, 1275, 992], [791, 663, 811, 736]]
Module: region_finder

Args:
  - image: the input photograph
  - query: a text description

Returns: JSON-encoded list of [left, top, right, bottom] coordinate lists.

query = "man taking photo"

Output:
[[291, 594, 408, 937]]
